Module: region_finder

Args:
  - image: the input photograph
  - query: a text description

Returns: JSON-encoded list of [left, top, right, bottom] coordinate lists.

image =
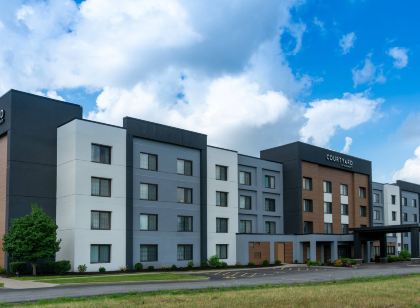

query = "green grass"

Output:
[[12, 272, 207, 284], [8, 274, 420, 307]]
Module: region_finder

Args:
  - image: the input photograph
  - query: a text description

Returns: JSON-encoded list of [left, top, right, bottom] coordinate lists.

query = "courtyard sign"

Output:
[[326, 153, 353, 169]]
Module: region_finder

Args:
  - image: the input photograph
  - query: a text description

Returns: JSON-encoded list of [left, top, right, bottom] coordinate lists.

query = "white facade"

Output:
[[383, 184, 401, 250], [206, 146, 238, 265], [56, 120, 127, 271]]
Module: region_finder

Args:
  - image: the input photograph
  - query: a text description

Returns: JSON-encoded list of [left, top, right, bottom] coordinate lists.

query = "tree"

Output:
[[3, 204, 61, 275]]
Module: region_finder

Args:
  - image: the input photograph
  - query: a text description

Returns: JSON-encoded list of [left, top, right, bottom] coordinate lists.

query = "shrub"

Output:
[[306, 260, 320, 267], [248, 262, 255, 267], [147, 266, 155, 271], [208, 255, 222, 268], [54, 260, 71, 274], [99, 266, 106, 273], [400, 250, 411, 260], [171, 264, 177, 270], [0, 266, 6, 275], [78, 264, 87, 273], [274, 260, 282, 266], [134, 263, 143, 271], [187, 261, 194, 269], [10, 262, 30, 274], [262, 260, 270, 267], [221, 262, 228, 268]]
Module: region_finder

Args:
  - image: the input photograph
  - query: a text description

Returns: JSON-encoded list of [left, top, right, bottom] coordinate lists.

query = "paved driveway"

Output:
[[1, 263, 419, 304]]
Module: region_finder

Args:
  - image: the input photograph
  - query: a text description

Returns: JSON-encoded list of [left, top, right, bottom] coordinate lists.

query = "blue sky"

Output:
[[0, 0, 419, 184]]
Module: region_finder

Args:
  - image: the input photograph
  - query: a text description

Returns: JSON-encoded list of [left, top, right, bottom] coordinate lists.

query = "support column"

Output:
[[354, 232, 362, 259], [331, 241, 338, 261], [380, 233, 387, 262], [367, 241, 372, 262], [411, 228, 419, 258], [310, 240, 317, 262]]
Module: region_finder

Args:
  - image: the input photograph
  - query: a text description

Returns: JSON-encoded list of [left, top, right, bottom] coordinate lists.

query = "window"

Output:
[[90, 245, 111, 263], [177, 159, 192, 176], [324, 223, 333, 234], [324, 202, 332, 214], [402, 197, 407, 206], [177, 216, 193, 232], [91, 211, 111, 230], [265, 198, 276, 212], [404, 232, 409, 238], [373, 193, 380, 203], [140, 183, 158, 201], [359, 206, 367, 217], [140, 214, 158, 231], [216, 244, 228, 259], [340, 184, 348, 196], [216, 218, 228, 233], [412, 199, 417, 208], [177, 244, 193, 261], [239, 171, 251, 185], [414, 214, 418, 222], [392, 211, 397, 221], [387, 246, 396, 255], [341, 204, 349, 215], [391, 195, 396, 205], [358, 187, 367, 199], [239, 195, 251, 210], [239, 220, 252, 233], [323, 181, 332, 193], [303, 221, 313, 234], [216, 191, 228, 207], [403, 212, 408, 222], [264, 175, 275, 189], [303, 177, 312, 191], [177, 187, 193, 204], [91, 177, 111, 197], [304, 199, 313, 212], [373, 210, 381, 220], [140, 153, 157, 171], [265, 221, 276, 234], [216, 165, 228, 181], [140, 245, 158, 262], [91, 144, 111, 164], [341, 224, 349, 234]]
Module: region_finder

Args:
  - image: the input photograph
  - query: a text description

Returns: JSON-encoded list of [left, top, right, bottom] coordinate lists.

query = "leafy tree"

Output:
[[3, 204, 61, 275]]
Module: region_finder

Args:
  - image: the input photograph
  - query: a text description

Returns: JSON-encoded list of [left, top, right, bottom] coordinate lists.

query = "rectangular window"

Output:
[[216, 191, 228, 207], [265, 198, 276, 212], [341, 224, 349, 234], [91, 144, 111, 164], [91, 211, 111, 230], [303, 177, 312, 191], [340, 184, 348, 196], [324, 202, 332, 214], [341, 203, 349, 215], [391, 195, 396, 205], [140, 214, 158, 231], [265, 221, 276, 234], [264, 175, 275, 189], [239, 195, 251, 210], [403, 212, 408, 222], [177, 216, 193, 232], [140, 183, 158, 201], [177, 244, 193, 261], [323, 181, 332, 193], [239, 220, 252, 233], [324, 223, 333, 234], [373, 210, 380, 220], [412, 199, 417, 208], [239, 171, 251, 185], [216, 244, 228, 259], [373, 193, 380, 203], [140, 245, 158, 262], [303, 199, 313, 212], [414, 214, 418, 222], [216, 218, 228, 233], [402, 197, 407, 206], [140, 153, 158, 171], [177, 159, 192, 176], [359, 187, 367, 199], [303, 221, 313, 234], [392, 211, 397, 221], [387, 246, 396, 255], [359, 206, 367, 217], [216, 165, 228, 181], [177, 187, 193, 204], [404, 232, 409, 238], [91, 177, 111, 197], [90, 244, 111, 263]]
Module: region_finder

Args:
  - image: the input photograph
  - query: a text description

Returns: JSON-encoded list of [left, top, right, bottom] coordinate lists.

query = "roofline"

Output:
[[57, 118, 125, 130], [5, 89, 82, 109], [207, 145, 237, 153], [238, 153, 283, 165]]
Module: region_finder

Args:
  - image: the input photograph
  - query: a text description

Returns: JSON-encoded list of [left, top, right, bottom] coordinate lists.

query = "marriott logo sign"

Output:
[[326, 153, 353, 169]]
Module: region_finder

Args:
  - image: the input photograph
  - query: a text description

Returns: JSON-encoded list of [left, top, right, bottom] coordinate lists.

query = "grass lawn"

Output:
[[12, 272, 207, 284], [11, 274, 420, 307]]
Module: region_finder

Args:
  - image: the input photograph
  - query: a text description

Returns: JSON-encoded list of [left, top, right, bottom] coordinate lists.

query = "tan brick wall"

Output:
[[301, 161, 370, 234], [0, 134, 7, 268]]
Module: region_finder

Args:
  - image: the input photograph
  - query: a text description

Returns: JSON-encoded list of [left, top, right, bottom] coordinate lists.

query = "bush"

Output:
[[306, 260, 321, 267], [187, 261, 194, 269], [400, 250, 411, 260], [54, 260, 71, 274], [262, 260, 270, 267], [134, 263, 143, 271], [221, 262, 228, 268], [334, 258, 356, 267], [248, 262, 255, 267], [171, 264, 177, 270], [274, 260, 282, 266], [78, 264, 87, 273], [10, 262, 30, 274], [0, 266, 6, 275], [208, 255, 222, 268], [99, 266, 106, 273], [147, 266, 155, 271]]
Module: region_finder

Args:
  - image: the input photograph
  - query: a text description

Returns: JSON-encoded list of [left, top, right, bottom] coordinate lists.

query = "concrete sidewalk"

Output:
[[0, 277, 57, 289]]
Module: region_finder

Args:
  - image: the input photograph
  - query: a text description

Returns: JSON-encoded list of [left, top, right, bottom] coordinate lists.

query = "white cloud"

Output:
[[34, 90, 64, 101], [341, 136, 353, 154], [313, 17, 325, 32], [339, 32, 356, 54], [393, 146, 420, 184], [388, 47, 408, 69], [352, 56, 386, 87], [299, 93, 382, 147]]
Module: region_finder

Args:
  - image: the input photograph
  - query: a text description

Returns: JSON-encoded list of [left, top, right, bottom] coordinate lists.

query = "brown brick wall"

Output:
[[0, 134, 7, 268], [301, 161, 370, 234]]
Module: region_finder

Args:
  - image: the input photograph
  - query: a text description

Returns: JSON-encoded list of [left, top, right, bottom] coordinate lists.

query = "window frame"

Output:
[[303, 199, 313, 212], [303, 177, 313, 191], [91, 143, 112, 165], [264, 175, 275, 189], [340, 184, 348, 196], [303, 221, 313, 234], [91, 210, 111, 230], [265, 198, 276, 212], [177, 187, 193, 204], [216, 165, 228, 181], [139, 152, 158, 171], [341, 203, 349, 215], [265, 221, 276, 234], [359, 205, 367, 217], [239, 171, 252, 185], [239, 220, 252, 233], [216, 191, 228, 207], [324, 223, 333, 234], [140, 183, 158, 201], [91, 177, 111, 197], [177, 215, 193, 232], [139, 213, 158, 231], [216, 217, 229, 233], [140, 244, 158, 262], [177, 244, 193, 261], [177, 159, 193, 176], [216, 244, 228, 259], [90, 244, 111, 264], [323, 181, 332, 193], [239, 195, 252, 210]]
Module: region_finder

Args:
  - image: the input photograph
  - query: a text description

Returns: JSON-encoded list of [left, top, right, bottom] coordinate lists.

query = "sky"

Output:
[[0, 0, 420, 184]]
